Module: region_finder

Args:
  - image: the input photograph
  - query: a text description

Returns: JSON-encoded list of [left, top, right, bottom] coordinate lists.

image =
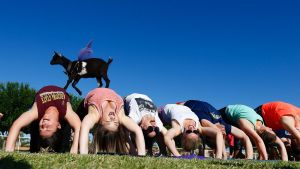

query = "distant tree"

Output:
[[0, 82, 36, 133], [0, 82, 83, 133], [69, 94, 83, 112]]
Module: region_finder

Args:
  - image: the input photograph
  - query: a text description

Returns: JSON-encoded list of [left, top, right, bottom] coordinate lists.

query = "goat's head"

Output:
[[50, 51, 63, 65]]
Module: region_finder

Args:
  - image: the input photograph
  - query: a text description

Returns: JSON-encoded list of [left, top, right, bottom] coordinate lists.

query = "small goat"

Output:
[[50, 52, 113, 95]]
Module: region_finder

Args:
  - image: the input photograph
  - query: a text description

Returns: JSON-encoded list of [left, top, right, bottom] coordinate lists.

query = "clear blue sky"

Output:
[[0, 0, 299, 109]]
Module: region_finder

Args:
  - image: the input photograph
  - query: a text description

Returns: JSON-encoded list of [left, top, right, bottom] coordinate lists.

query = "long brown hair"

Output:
[[91, 124, 135, 155], [259, 130, 276, 146]]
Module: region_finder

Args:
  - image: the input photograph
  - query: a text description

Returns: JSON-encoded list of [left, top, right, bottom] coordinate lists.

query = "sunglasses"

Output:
[[142, 126, 159, 135], [185, 129, 199, 135]]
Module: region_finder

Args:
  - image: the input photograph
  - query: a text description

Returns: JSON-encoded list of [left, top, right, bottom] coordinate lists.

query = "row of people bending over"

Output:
[[4, 85, 300, 161]]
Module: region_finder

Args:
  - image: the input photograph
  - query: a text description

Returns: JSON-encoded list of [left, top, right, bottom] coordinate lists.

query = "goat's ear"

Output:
[[54, 51, 62, 57]]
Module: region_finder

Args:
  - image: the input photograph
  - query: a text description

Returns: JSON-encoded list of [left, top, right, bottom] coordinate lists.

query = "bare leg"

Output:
[[222, 140, 227, 160], [238, 119, 268, 160], [201, 127, 224, 159]]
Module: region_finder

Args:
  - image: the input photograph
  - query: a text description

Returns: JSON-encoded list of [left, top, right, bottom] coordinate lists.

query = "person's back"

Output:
[[124, 93, 159, 124], [162, 104, 200, 131], [225, 104, 263, 129], [261, 102, 299, 130], [184, 100, 217, 114]]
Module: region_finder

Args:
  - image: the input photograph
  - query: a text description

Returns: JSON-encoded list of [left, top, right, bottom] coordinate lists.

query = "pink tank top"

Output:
[[84, 88, 123, 118]]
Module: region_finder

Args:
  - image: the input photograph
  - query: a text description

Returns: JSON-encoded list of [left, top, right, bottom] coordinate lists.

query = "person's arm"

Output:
[[119, 109, 146, 156], [65, 102, 81, 154], [200, 126, 224, 159], [164, 120, 182, 156], [6, 103, 38, 152], [0, 113, 3, 120], [238, 119, 268, 160], [274, 136, 288, 161], [79, 105, 100, 154]]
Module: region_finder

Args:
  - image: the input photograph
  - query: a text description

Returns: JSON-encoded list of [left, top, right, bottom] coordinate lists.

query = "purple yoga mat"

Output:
[[174, 154, 206, 160]]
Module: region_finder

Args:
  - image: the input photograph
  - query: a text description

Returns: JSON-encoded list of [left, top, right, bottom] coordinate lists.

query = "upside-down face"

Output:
[[100, 101, 120, 132], [140, 115, 158, 138], [39, 108, 61, 138]]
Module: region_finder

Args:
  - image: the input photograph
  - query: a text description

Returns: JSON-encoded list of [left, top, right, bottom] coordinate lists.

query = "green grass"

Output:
[[0, 152, 299, 169]]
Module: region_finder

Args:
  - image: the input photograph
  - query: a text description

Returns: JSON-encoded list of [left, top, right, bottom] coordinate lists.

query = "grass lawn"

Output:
[[0, 151, 299, 169]]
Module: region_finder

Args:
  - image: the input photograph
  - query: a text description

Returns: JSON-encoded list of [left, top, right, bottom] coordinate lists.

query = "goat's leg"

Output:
[[72, 79, 82, 95], [64, 78, 73, 89], [102, 75, 110, 88], [96, 76, 103, 87]]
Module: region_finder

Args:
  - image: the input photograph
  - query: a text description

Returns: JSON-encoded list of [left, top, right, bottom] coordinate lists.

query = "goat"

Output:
[[50, 52, 112, 95]]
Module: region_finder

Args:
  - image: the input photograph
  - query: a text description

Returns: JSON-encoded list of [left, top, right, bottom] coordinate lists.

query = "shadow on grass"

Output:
[[0, 156, 32, 169]]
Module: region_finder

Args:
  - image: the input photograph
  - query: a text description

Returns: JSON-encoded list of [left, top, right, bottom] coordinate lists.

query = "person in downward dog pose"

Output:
[[159, 104, 224, 159], [255, 101, 300, 158], [79, 88, 145, 155], [5, 85, 81, 153], [124, 93, 167, 156], [219, 104, 288, 161], [183, 100, 253, 159]]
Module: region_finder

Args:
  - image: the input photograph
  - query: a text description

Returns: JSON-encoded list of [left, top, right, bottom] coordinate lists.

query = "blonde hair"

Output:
[[182, 135, 201, 152]]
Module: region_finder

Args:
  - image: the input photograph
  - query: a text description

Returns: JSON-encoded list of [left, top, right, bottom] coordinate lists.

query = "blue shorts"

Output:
[[184, 100, 232, 134], [192, 109, 232, 134], [275, 130, 291, 139]]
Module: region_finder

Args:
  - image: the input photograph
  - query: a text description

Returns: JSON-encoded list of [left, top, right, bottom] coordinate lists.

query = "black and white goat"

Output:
[[50, 52, 112, 95]]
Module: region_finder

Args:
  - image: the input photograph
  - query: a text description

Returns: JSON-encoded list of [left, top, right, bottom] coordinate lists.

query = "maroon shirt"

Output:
[[35, 86, 70, 121]]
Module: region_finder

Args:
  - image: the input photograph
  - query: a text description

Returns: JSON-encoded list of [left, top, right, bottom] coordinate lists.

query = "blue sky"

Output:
[[0, 0, 299, 108]]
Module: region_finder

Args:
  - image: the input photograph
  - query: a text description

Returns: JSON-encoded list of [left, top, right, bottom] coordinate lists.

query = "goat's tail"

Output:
[[107, 57, 113, 66]]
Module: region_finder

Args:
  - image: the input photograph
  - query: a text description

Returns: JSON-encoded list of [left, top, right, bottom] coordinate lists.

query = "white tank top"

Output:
[[163, 104, 199, 132], [125, 93, 164, 130]]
